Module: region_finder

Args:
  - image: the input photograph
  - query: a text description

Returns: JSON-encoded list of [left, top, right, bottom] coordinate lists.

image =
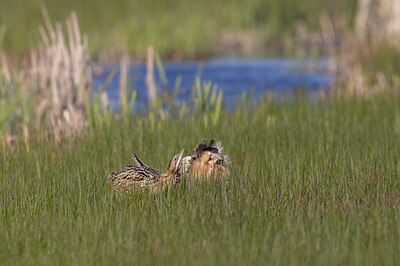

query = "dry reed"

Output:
[[25, 9, 92, 142], [145, 46, 157, 107], [119, 53, 129, 112], [332, 0, 400, 98]]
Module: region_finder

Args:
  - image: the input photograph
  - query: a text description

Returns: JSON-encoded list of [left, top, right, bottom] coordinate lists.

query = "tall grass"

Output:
[[1, 5, 400, 264], [1, 92, 400, 265]]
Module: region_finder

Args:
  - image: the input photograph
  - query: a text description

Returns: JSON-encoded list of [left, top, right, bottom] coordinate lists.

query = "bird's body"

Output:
[[107, 149, 184, 193], [107, 165, 159, 192], [181, 139, 230, 181]]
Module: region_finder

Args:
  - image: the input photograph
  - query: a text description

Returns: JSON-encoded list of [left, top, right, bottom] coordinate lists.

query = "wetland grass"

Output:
[[1, 92, 400, 265]]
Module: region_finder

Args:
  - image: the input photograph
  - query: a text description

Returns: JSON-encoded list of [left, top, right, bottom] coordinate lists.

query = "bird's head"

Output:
[[166, 148, 185, 174], [200, 150, 224, 164]]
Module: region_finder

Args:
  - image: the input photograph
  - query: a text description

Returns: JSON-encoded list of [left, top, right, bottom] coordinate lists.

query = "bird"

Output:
[[181, 139, 230, 181], [107, 149, 185, 194]]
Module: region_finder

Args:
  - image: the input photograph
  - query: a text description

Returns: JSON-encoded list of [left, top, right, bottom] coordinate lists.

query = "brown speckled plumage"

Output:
[[107, 149, 184, 193]]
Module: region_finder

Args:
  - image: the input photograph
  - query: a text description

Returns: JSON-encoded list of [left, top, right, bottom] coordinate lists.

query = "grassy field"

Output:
[[1, 92, 400, 265], [0, 0, 358, 58]]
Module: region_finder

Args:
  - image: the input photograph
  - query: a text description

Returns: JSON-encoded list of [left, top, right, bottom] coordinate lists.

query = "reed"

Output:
[[25, 9, 92, 142], [325, 0, 400, 98], [145, 46, 157, 107]]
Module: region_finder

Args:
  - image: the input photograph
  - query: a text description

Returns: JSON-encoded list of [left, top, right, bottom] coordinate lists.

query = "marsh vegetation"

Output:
[[1, 1, 400, 265], [2, 92, 400, 265]]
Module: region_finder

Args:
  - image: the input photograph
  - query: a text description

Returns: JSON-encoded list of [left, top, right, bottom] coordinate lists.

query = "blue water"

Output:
[[93, 57, 334, 111]]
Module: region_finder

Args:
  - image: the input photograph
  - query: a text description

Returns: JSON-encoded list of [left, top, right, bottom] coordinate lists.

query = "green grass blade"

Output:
[[212, 90, 223, 126], [155, 52, 168, 88]]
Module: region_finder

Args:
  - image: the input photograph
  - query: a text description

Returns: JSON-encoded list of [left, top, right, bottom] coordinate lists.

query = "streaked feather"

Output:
[[107, 149, 184, 194]]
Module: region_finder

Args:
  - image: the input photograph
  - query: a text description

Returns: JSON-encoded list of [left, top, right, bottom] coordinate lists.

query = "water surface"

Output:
[[93, 57, 334, 111]]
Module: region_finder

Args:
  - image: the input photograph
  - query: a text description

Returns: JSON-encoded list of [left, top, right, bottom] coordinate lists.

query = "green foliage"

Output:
[[84, 70, 115, 129], [0, 97, 17, 133], [119, 86, 137, 118], [155, 52, 168, 88], [194, 77, 223, 127], [0, 25, 5, 48], [360, 44, 400, 86], [0, 77, 36, 135], [0, 0, 358, 58], [0, 25, 14, 133]]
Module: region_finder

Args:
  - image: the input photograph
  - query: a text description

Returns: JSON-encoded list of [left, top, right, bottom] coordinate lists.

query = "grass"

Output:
[[360, 44, 400, 86], [1, 92, 400, 265], [0, 0, 358, 59]]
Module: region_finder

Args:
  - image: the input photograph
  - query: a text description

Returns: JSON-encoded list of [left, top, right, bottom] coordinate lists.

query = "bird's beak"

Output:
[[175, 148, 185, 172], [211, 153, 224, 161]]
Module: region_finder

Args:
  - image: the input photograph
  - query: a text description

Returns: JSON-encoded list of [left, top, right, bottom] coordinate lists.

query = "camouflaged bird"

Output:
[[181, 139, 230, 181], [107, 149, 185, 193]]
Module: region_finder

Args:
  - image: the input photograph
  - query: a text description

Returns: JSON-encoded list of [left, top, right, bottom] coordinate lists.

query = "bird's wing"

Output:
[[114, 167, 147, 181], [143, 166, 161, 180], [108, 166, 161, 190], [107, 167, 144, 191], [124, 164, 135, 169], [132, 153, 149, 167], [130, 154, 161, 178]]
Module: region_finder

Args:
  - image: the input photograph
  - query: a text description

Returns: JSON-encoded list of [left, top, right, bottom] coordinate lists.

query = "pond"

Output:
[[93, 57, 334, 111]]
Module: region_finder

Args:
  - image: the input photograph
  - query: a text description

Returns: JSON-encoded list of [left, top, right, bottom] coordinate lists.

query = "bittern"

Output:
[[107, 149, 185, 193], [181, 139, 230, 181]]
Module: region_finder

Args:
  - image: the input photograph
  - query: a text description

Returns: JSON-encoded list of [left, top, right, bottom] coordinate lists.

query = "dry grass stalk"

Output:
[[335, 64, 389, 99], [383, 0, 400, 43], [334, 33, 392, 99], [146, 46, 157, 107], [332, 0, 400, 99], [26, 9, 92, 143], [119, 53, 129, 111], [389, 0, 400, 35], [100, 91, 109, 114], [1, 132, 16, 153], [355, 0, 400, 44], [355, 0, 371, 42]]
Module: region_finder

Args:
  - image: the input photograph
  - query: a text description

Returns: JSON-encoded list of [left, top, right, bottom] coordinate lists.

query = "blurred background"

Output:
[[1, 0, 360, 59]]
